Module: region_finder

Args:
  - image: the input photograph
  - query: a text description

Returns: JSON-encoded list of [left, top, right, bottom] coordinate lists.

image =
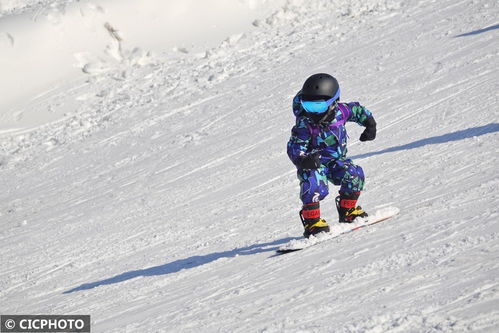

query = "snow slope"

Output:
[[0, 0, 284, 131], [1, 0, 499, 332]]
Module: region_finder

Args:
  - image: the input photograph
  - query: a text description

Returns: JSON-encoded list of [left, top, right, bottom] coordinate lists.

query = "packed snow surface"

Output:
[[0, 0, 284, 131], [1, 0, 498, 332]]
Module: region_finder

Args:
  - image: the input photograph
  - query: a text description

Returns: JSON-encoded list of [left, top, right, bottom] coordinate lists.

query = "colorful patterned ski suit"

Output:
[[287, 93, 373, 204]]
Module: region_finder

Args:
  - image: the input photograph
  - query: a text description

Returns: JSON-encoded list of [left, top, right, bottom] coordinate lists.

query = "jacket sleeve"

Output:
[[346, 102, 375, 127], [287, 117, 311, 166]]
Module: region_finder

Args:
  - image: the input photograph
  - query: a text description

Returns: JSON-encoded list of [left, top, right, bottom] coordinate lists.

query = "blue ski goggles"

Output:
[[300, 89, 340, 114]]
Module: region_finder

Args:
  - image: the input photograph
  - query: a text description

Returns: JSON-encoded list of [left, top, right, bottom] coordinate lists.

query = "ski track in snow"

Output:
[[1, 0, 499, 332]]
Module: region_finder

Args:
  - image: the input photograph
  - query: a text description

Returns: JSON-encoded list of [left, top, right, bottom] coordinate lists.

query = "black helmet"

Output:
[[301, 73, 340, 101]]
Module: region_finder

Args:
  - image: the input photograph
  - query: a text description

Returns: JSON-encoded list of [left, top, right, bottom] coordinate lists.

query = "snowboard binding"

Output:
[[335, 192, 368, 223], [299, 202, 330, 238]]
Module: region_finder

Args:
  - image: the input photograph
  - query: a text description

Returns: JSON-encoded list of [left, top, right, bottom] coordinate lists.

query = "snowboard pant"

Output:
[[297, 159, 365, 204]]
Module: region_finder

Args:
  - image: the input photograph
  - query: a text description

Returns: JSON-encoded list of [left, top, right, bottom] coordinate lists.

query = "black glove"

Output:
[[297, 153, 321, 169], [359, 117, 377, 142]]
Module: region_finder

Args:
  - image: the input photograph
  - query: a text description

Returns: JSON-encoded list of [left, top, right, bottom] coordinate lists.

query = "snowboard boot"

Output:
[[299, 202, 330, 238], [335, 191, 368, 223]]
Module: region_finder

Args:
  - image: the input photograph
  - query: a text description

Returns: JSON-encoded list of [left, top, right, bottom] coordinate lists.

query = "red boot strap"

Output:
[[340, 199, 357, 209], [302, 202, 320, 219], [302, 209, 320, 219]]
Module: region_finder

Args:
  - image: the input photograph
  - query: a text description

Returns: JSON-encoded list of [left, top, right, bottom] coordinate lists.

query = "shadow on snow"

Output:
[[352, 123, 499, 160], [454, 23, 499, 37], [63, 236, 300, 294]]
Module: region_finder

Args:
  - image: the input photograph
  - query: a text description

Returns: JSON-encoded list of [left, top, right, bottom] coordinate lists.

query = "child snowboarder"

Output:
[[287, 73, 377, 238]]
